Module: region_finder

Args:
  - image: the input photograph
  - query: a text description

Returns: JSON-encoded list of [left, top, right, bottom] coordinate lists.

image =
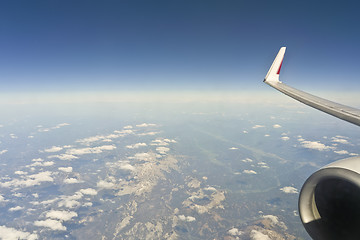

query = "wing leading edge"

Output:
[[264, 47, 360, 127]]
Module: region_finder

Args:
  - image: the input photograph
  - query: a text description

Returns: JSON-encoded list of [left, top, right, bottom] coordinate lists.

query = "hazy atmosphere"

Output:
[[0, 1, 359, 240]]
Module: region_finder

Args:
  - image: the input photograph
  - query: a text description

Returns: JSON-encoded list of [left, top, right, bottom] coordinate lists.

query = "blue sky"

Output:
[[0, 0, 360, 92]]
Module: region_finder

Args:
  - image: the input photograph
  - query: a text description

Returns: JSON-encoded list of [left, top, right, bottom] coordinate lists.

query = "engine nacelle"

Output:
[[299, 156, 360, 240]]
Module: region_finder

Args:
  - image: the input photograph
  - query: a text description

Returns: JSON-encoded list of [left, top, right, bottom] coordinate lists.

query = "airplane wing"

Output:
[[263, 47, 360, 127]]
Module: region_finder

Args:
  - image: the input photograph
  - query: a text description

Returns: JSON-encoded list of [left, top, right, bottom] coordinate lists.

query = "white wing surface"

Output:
[[264, 47, 360, 127]]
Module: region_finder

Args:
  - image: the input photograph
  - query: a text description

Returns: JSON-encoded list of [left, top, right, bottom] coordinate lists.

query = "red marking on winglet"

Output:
[[277, 58, 283, 75]]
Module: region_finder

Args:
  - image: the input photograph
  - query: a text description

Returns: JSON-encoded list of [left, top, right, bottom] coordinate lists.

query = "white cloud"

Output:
[[97, 180, 116, 189], [123, 125, 133, 129], [0, 195, 8, 202], [0, 150, 8, 155], [334, 150, 349, 155], [204, 186, 217, 192], [273, 124, 282, 128], [281, 136, 290, 141], [280, 186, 298, 194], [178, 215, 196, 222], [54, 123, 70, 128], [58, 192, 84, 208], [156, 147, 170, 155], [331, 137, 350, 144], [264, 134, 270, 137], [300, 140, 334, 151], [229, 147, 238, 150], [0, 225, 38, 240], [66, 145, 116, 155], [30, 161, 54, 167], [46, 210, 77, 221], [48, 154, 78, 161], [0, 171, 53, 188], [79, 188, 97, 195], [243, 170, 257, 175], [228, 228, 242, 236], [138, 131, 159, 136], [32, 158, 43, 162], [8, 206, 24, 212], [119, 163, 136, 171], [242, 158, 253, 163], [76, 131, 133, 145], [14, 171, 27, 175], [250, 230, 270, 240], [44, 146, 63, 153], [126, 143, 147, 149], [34, 219, 66, 231], [263, 215, 279, 224], [131, 152, 151, 161], [252, 125, 265, 129], [58, 167, 73, 173], [64, 178, 82, 184], [136, 123, 156, 127], [38, 123, 70, 133]]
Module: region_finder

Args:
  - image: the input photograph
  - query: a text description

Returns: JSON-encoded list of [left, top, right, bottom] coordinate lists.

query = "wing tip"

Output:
[[264, 47, 286, 83]]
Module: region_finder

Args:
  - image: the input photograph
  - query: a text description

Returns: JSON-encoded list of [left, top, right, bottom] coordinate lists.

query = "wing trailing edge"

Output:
[[264, 47, 360, 127]]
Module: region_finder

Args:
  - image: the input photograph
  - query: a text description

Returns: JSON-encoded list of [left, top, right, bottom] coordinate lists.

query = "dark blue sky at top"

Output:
[[0, 0, 360, 92]]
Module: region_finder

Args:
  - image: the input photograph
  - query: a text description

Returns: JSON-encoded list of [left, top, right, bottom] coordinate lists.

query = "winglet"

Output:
[[264, 47, 286, 83]]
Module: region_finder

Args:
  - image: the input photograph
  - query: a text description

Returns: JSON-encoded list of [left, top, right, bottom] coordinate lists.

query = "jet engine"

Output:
[[299, 156, 360, 240]]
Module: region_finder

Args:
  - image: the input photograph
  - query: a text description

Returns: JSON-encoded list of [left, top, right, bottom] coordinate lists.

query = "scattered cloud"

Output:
[[273, 124, 282, 128], [136, 123, 156, 127], [34, 219, 66, 231], [0, 226, 38, 240], [300, 140, 334, 151], [66, 145, 116, 155], [331, 136, 350, 145], [46, 210, 77, 221], [228, 227, 243, 236], [250, 230, 270, 240], [14, 171, 27, 175], [9, 206, 24, 212], [0, 171, 53, 188], [0, 195, 8, 202], [48, 154, 78, 161], [44, 146, 63, 153], [76, 130, 133, 145], [126, 143, 147, 149], [97, 180, 116, 189], [281, 136, 290, 141], [156, 147, 170, 155], [0, 150, 8, 155], [123, 125, 133, 129], [38, 123, 70, 133], [58, 167, 73, 173], [334, 150, 349, 155], [138, 131, 159, 136], [79, 188, 97, 195], [32, 158, 43, 162], [229, 147, 238, 150], [252, 125, 265, 129], [64, 178, 82, 184], [263, 215, 279, 224], [178, 215, 196, 222], [131, 152, 151, 161], [243, 170, 257, 175], [30, 161, 54, 167], [242, 158, 253, 163], [280, 186, 298, 194]]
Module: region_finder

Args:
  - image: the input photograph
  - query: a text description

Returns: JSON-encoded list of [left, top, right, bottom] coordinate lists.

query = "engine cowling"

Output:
[[299, 156, 360, 240]]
